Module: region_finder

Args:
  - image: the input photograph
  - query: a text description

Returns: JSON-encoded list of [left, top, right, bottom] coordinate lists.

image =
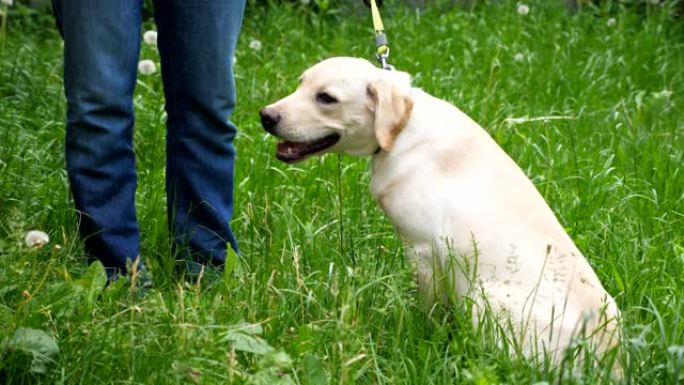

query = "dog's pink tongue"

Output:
[[276, 141, 305, 157]]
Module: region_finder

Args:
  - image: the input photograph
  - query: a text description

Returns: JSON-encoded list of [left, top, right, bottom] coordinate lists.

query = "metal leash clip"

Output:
[[377, 48, 394, 71], [374, 31, 393, 71]]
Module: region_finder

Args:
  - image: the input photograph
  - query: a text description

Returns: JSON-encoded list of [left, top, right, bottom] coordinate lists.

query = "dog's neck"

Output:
[[370, 89, 484, 198], [372, 89, 430, 158]]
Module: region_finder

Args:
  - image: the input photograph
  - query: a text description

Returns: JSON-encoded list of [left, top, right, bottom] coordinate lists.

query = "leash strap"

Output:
[[368, 0, 393, 70]]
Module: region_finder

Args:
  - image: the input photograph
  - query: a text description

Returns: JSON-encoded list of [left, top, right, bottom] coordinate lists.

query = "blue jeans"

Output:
[[52, 0, 245, 278]]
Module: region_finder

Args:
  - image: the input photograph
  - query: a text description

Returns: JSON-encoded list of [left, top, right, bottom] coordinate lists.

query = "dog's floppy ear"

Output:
[[367, 72, 413, 152]]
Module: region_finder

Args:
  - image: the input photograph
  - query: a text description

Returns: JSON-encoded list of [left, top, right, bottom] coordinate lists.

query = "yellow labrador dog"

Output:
[[261, 57, 621, 368]]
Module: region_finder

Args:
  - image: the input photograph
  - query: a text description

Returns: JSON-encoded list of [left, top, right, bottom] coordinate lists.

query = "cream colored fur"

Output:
[[263, 57, 621, 369]]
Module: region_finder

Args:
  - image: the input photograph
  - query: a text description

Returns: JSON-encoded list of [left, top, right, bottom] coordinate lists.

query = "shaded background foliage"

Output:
[[6, 0, 684, 20]]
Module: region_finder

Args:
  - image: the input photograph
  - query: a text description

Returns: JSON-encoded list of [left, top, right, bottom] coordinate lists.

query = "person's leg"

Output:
[[52, 0, 143, 278], [153, 0, 245, 270]]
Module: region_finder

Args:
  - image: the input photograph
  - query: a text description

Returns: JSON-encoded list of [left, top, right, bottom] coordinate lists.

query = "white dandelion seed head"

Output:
[[143, 30, 158, 47], [1, 0, 13, 6], [606, 18, 617, 27], [514, 53, 525, 62], [138, 59, 157, 75], [249, 39, 262, 51], [517, 4, 530, 16], [25, 230, 49, 249]]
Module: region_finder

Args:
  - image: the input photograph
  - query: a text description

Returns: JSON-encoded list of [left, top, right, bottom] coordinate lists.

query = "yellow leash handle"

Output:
[[366, 0, 392, 70]]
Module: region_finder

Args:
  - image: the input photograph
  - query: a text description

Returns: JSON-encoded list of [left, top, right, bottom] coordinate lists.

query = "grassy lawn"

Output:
[[1, 1, 683, 383]]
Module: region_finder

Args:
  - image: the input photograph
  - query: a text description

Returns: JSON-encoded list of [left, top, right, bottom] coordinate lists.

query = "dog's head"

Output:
[[260, 57, 413, 163]]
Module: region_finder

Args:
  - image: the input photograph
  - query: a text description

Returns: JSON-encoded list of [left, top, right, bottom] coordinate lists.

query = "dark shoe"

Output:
[[106, 257, 153, 294], [177, 260, 222, 290]]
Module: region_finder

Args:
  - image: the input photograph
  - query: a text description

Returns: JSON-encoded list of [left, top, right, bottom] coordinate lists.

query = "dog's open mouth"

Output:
[[276, 134, 340, 163]]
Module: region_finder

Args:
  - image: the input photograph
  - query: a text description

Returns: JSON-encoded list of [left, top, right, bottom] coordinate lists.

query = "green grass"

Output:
[[1, 1, 683, 383]]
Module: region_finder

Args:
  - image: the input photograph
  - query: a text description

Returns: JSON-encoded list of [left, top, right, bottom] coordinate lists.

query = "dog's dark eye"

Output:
[[315, 92, 338, 105]]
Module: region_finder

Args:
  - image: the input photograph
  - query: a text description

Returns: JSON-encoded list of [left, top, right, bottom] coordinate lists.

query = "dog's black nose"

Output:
[[260, 108, 280, 134]]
